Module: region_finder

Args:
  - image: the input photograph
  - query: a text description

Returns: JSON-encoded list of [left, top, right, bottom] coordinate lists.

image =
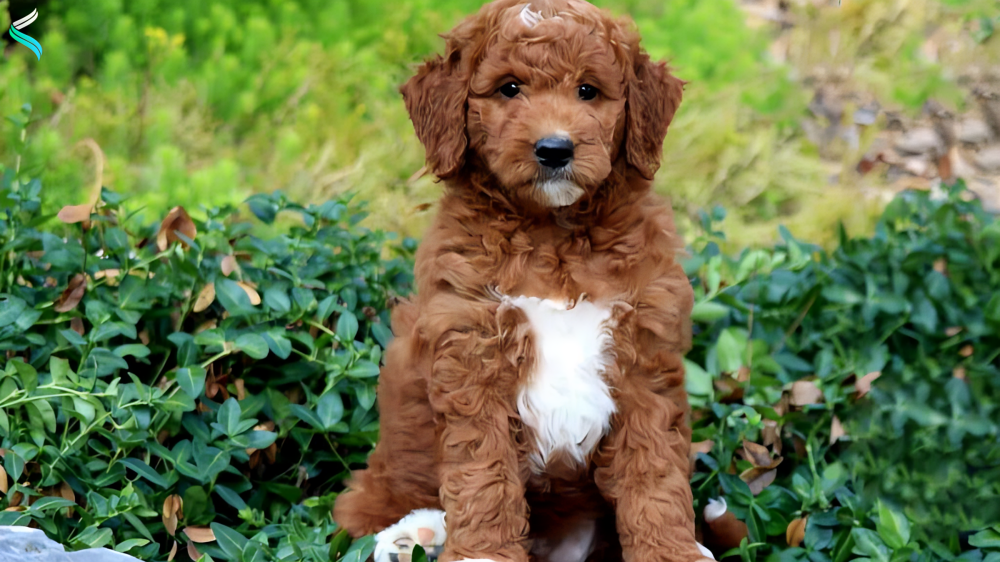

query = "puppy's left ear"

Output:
[[625, 53, 685, 180], [401, 50, 468, 179]]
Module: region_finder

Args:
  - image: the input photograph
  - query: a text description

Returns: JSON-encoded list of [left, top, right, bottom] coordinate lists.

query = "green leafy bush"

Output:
[[0, 109, 413, 561], [2, 111, 999, 562], [684, 181, 1000, 559]]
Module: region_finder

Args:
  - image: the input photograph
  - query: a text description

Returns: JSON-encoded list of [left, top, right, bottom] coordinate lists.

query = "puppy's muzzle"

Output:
[[535, 137, 575, 169]]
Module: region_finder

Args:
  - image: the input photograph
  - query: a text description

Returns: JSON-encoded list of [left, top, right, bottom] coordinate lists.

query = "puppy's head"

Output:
[[402, 0, 684, 209]]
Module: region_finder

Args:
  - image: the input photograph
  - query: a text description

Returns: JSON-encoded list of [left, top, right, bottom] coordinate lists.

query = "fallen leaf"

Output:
[[790, 380, 823, 406], [70, 317, 85, 336], [163, 495, 183, 537], [235, 379, 246, 401], [855, 371, 881, 398], [830, 416, 846, 445], [690, 440, 714, 460], [194, 319, 217, 334], [237, 281, 262, 305], [59, 481, 75, 517], [0, 465, 7, 494], [93, 269, 122, 286], [787, 517, 808, 547], [183, 526, 215, 543], [742, 441, 774, 467], [740, 467, 778, 495], [953, 367, 967, 380], [186, 542, 200, 560], [156, 206, 197, 251], [221, 255, 239, 277], [945, 327, 963, 337], [959, 344, 973, 357], [762, 420, 783, 455], [54, 274, 87, 313], [57, 204, 93, 224], [192, 284, 216, 313], [168, 542, 178, 562]]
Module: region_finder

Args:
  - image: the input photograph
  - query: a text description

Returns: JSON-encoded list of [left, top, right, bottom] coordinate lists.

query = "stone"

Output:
[[0, 526, 140, 562]]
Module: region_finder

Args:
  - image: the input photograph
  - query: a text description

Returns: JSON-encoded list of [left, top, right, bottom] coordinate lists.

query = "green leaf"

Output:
[[74, 527, 114, 549], [50, 356, 76, 385], [342, 535, 377, 562], [0, 295, 27, 328], [71, 396, 97, 423], [177, 367, 207, 400], [214, 485, 248, 510], [969, 528, 1000, 549], [852, 528, 890, 562], [28, 497, 77, 512], [114, 539, 150, 553], [876, 500, 911, 550], [235, 333, 269, 359], [114, 344, 151, 358], [691, 300, 729, 323], [216, 278, 257, 317], [27, 399, 57, 433], [371, 322, 393, 348], [337, 311, 359, 342], [211, 522, 249, 560], [119, 458, 169, 489], [684, 359, 713, 397], [290, 404, 325, 430], [715, 328, 745, 374], [317, 392, 345, 429], [261, 331, 292, 360], [263, 288, 291, 314], [347, 360, 381, 379], [11, 359, 38, 392], [218, 397, 242, 436], [4, 450, 25, 481]]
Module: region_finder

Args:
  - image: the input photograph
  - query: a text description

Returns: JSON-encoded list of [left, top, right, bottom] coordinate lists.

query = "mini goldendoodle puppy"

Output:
[[334, 2, 713, 561]]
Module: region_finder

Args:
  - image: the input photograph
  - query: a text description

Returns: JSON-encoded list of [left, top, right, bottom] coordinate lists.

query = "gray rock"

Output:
[[973, 145, 1000, 172], [957, 119, 992, 145], [895, 127, 944, 155], [0, 526, 140, 562]]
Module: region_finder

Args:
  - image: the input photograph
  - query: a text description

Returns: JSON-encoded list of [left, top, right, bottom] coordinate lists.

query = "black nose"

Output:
[[534, 137, 574, 168]]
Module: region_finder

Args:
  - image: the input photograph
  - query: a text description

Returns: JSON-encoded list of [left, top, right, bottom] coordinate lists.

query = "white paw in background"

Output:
[[697, 541, 717, 561], [373, 508, 447, 562]]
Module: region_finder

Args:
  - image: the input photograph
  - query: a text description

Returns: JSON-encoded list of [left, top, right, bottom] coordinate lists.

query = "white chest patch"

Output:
[[506, 296, 617, 472]]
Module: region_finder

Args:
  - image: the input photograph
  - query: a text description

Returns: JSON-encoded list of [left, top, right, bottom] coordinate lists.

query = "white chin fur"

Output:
[[537, 177, 585, 207]]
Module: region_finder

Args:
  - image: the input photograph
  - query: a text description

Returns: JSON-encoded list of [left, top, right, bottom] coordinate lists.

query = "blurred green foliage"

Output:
[[0, 0, 893, 245]]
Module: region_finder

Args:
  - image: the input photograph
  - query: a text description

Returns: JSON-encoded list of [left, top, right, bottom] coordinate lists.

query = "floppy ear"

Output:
[[625, 53, 685, 180], [401, 50, 468, 178]]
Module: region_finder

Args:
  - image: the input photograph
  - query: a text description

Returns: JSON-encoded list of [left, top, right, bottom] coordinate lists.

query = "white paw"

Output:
[[697, 541, 716, 560], [374, 508, 447, 562]]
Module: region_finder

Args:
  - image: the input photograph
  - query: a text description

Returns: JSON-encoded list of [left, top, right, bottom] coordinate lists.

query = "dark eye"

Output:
[[578, 84, 598, 101], [499, 82, 521, 98]]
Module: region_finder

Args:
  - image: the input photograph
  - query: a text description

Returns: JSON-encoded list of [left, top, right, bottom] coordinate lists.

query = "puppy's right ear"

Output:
[[401, 50, 468, 179]]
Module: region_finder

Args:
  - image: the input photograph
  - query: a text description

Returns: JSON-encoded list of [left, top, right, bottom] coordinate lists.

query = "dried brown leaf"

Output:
[[193, 284, 216, 313], [54, 274, 87, 313], [221, 255, 239, 277], [70, 317, 85, 336], [168, 542, 178, 562], [237, 282, 261, 305], [954, 367, 967, 380], [855, 371, 881, 398], [790, 380, 823, 406], [830, 416, 846, 445], [786, 517, 808, 547], [0, 465, 7, 494], [742, 441, 773, 467], [57, 204, 93, 224], [740, 467, 778, 495], [235, 379, 246, 401], [959, 344, 974, 357], [93, 269, 122, 286], [187, 542, 200, 560], [157, 206, 197, 251], [183, 526, 215, 543]]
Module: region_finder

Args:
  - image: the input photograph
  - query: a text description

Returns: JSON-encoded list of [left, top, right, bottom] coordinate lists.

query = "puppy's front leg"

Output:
[[427, 304, 532, 562], [594, 375, 711, 562]]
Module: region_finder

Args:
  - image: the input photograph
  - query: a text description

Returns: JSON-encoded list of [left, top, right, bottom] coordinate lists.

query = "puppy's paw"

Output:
[[696, 541, 717, 561], [373, 508, 447, 562]]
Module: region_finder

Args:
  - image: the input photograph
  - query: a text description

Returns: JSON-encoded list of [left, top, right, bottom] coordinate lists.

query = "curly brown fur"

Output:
[[334, 2, 704, 561]]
